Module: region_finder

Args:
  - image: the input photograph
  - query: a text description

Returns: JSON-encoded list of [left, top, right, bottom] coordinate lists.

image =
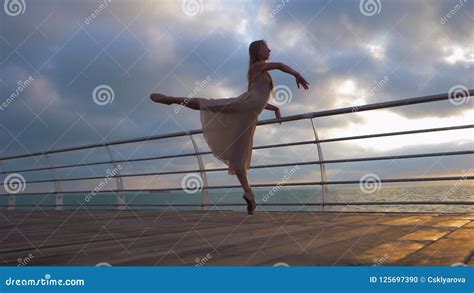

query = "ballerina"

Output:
[[150, 40, 309, 214]]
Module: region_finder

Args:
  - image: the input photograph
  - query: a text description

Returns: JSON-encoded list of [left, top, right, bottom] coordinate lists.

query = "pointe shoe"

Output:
[[150, 93, 174, 105], [242, 190, 256, 215]]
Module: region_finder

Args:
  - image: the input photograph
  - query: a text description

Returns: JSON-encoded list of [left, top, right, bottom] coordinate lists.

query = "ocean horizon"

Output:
[[4, 182, 473, 213]]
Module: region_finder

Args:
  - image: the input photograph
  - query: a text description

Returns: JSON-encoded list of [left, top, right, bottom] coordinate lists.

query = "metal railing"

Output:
[[1, 90, 473, 211]]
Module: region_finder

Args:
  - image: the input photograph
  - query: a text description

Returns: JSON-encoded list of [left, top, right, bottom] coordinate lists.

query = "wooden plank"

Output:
[[0, 211, 472, 266]]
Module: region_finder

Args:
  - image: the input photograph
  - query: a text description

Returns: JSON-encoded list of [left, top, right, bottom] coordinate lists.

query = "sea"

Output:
[[2, 182, 473, 213]]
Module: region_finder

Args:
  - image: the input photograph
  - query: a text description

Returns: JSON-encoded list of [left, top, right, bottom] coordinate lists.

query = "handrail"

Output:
[[2, 176, 473, 197], [1, 124, 471, 174], [1, 150, 472, 186]]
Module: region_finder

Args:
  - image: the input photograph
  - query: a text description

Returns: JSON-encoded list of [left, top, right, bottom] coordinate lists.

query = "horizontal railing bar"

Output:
[[321, 150, 474, 164], [0, 151, 207, 174], [318, 124, 474, 143], [3, 123, 473, 175], [260, 90, 474, 125], [1, 90, 472, 161], [0, 130, 200, 161], [2, 201, 473, 207], [2, 150, 471, 185], [1, 176, 473, 196]]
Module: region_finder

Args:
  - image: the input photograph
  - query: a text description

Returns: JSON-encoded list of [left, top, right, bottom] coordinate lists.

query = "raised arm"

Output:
[[249, 61, 310, 90]]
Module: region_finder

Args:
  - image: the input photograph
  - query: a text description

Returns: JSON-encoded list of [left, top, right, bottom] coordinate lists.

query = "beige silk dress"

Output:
[[197, 71, 273, 175]]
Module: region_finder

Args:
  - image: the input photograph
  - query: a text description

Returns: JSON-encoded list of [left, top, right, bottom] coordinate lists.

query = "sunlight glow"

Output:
[[338, 79, 357, 95], [367, 43, 385, 60], [334, 79, 368, 106], [443, 45, 474, 65], [331, 109, 474, 151]]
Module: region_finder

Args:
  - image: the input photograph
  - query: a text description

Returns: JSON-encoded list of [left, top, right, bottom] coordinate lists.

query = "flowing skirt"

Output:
[[198, 92, 262, 175]]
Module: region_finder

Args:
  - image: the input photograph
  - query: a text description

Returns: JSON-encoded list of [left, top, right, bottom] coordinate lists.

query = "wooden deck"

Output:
[[1, 210, 473, 266]]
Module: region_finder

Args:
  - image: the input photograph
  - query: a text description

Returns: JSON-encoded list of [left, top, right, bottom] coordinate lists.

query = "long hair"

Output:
[[247, 40, 274, 92]]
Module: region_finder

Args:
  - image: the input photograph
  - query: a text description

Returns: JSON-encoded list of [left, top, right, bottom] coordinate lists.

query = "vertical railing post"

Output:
[[105, 145, 125, 210], [189, 134, 209, 211], [310, 119, 328, 211], [0, 161, 16, 211], [45, 154, 63, 211]]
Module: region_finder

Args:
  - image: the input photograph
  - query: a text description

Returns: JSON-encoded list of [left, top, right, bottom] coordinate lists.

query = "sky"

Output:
[[0, 0, 473, 192]]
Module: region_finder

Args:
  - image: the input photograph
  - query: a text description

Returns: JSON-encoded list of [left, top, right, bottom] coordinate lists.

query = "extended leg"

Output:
[[150, 94, 201, 110], [177, 97, 201, 110]]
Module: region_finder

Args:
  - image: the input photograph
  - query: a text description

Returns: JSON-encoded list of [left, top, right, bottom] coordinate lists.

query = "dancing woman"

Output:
[[150, 40, 309, 214]]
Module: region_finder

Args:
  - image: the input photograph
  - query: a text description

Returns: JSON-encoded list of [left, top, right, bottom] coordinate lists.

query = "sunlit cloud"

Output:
[[443, 45, 474, 65], [333, 109, 474, 152], [334, 79, 368, 106], [367, 43, 385, 60]]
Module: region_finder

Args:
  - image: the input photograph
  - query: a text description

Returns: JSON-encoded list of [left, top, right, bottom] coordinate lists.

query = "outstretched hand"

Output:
[[295, 73, 310, 90]]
